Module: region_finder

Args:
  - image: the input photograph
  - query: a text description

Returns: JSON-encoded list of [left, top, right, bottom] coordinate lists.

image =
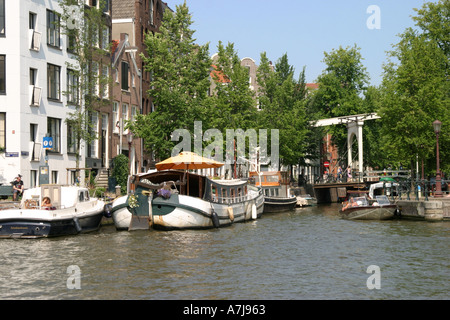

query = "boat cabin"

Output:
[[249, 171, 291, 198], [130, 170, 257, 205], [21, 185, 91, 210]]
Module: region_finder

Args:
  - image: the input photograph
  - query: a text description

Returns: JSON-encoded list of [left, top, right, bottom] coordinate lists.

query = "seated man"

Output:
[[12, 175, 24, 201]]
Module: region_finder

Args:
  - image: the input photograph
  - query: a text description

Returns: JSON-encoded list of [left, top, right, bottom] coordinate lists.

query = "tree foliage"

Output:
[[257, 53, 309, 168], [309, 45, 370, 163], [379, 0, 450, 175], [129, 2, 212, 160]]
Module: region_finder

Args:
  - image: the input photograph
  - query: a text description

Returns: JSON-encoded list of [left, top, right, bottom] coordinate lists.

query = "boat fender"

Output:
[[251, 204, 257, 220], [103, 203, 113, 218], [227, 207, 234, 222], [73, 217, 82, 233], [211, 211, 220, 228]]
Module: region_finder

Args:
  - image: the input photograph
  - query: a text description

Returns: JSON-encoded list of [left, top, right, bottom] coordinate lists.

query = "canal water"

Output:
[[0, 203, 448, 300]]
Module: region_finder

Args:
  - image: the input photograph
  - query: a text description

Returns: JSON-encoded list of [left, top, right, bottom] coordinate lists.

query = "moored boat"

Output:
[[249, 171, 297, 213], [0, 185, 108, 238], [339, 195, 397, 220], [111, 170, 264, 230]]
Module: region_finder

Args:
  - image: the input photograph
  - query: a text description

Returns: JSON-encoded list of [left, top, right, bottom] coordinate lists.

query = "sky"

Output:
[[166, 0, 435, 87]]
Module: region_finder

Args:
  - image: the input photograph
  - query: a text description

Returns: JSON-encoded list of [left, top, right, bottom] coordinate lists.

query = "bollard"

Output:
[[115, 185, 121, 197]]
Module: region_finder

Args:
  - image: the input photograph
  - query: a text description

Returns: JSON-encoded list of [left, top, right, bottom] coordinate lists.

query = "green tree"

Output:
[[211, 41, 257, 131], [257, 52, 309, 172], [378, 0, 450, 175], [379, 27, 449, 174], [129, 2, 212, 160], [311, 45, 370, 162]]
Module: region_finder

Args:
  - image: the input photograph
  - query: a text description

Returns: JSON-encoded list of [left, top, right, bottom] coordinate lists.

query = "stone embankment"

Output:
[[397, 198, 450, 221]]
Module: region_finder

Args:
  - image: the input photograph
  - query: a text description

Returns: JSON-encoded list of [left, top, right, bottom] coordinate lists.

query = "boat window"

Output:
[[211, 185, 217, 202], [230, 189, 235, 203], [79, 191, 84, 202], [85, 191, 90, 201], [222, 188, 227, 203], [237, 188, 242, 201], [265, 189, 270, 196], [275, 188, 279, 196], [266, 175, 279, 183]]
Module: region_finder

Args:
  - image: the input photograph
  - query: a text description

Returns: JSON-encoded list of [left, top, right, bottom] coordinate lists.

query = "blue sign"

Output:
[[5, 152, 19, 157], [43, 137, 53, 150]]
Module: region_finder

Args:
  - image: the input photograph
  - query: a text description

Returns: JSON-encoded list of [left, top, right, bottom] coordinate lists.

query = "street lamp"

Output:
[[433, 120, 442, 197]]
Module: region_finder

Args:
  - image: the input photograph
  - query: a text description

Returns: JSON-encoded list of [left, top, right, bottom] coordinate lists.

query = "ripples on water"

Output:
[[0, 204, 448, 300]]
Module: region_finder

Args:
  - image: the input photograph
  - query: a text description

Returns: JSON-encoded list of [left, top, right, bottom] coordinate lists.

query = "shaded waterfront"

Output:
[[0, 203, 448, 300]]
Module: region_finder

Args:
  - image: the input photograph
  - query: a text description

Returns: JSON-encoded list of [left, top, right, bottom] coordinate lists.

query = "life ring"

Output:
[[211, 211, 220, 228], [227, 207, 234, 222], [251, 204, 257, 220]]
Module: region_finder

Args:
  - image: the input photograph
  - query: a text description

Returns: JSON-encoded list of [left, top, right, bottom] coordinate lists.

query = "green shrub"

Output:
[[111, 154, 129, 194]]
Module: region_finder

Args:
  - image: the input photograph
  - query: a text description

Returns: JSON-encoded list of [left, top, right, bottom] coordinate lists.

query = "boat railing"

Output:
[[211, 194, 254, 205]]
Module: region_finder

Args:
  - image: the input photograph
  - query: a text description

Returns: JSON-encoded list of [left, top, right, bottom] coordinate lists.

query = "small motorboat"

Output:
[[0, 185, 108, 238], [339, 195, 397, 220]]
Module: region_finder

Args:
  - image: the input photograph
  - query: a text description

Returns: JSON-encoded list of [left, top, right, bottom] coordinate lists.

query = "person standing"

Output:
[[12, 175, 24, 201], [337, 165, 343, 182]]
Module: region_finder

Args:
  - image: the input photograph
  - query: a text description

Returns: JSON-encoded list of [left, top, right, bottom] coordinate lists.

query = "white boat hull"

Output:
[[112, 193, 264, 230]]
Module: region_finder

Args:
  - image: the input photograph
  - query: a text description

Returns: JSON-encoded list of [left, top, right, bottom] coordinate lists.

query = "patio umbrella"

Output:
[[156, 151, 225, 195], [155, 151, 224, 171]]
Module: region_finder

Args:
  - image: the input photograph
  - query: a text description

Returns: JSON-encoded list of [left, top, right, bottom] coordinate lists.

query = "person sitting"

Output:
[[42, 197, 56, 210], [12, 175, 24, 201], [342, 197, 358, 211]]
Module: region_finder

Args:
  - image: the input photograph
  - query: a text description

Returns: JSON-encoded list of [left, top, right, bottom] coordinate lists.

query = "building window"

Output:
[[88, 111, 98, 158], [47, 10, 60, 48], [112, 101, 119, 133], [51, 171, 58, 184], [47, 117, 61, 153], [67, 123, 78, 154], [47, 64, 60, 100], [29, 12, 37, 30], [122, 103, 128, 134], [67, 69, 79, 104], [0, 0, 5, 36], [150, 0, 154, 25], [121, 61, 129, 91], [101, 26, 109, 50], [101, 65, 109, 98], [0, 112, 5, 150], [30, 123, 39, 160], [30, 170, 37, 188], [102, 0, 110, 14], [0, 55, 5, 94], [131, 105, 138, 122]]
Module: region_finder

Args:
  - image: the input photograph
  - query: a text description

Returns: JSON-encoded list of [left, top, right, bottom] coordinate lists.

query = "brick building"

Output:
[[111, 0, 170, 172]]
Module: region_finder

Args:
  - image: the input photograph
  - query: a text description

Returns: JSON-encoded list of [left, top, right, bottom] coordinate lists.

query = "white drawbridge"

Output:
[[310, 113, 380, 174]]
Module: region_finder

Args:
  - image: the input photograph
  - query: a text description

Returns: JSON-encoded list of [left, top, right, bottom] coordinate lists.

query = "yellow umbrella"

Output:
[[155, 151, 224, 171]]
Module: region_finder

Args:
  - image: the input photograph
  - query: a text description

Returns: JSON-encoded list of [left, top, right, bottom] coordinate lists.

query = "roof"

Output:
[[306, 83, 319, 90], [210, 65, 231, 84]]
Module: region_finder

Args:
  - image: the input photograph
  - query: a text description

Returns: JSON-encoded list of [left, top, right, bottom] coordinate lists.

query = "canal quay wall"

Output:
[[397, 198, 450, 221]]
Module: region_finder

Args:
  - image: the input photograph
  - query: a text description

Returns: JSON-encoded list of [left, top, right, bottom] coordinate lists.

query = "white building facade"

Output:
[[0, 0, 84, 188]]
